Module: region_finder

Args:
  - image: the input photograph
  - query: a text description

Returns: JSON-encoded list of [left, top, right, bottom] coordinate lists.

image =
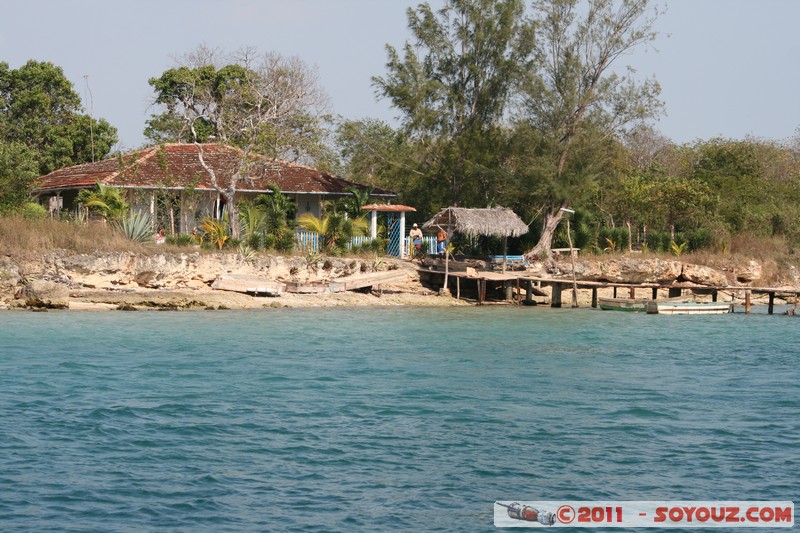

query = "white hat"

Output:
[[413, 223, 418, 227]]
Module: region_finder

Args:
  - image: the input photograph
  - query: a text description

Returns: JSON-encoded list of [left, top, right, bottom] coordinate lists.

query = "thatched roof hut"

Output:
[[422, 207, 529, 238]]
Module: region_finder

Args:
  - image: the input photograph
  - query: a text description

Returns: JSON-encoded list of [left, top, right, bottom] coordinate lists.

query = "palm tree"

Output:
[[76, 182, 129, 221], [297, 211, 368, 252], [238, 201, 266, 245], [342, 185, 373, 218], [255, 184, 296, 233]]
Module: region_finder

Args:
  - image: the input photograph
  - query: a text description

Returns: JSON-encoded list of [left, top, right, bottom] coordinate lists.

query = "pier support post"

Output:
[[504, 281, 514, 302], [551, 283, 563, 308], [629, 287, 636, 298], [652, 287, 658, 300], [525, 280, 533, 304], [456, 276, 460, 300], [745, 290, 751, 314], [591, 287, 598, 308], [712, 290, 718, 302], [768, 292, 775, 315]]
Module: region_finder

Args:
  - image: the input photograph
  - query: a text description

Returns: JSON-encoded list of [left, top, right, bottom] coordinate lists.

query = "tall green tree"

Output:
[[334, 118, 429, 211], [0, 60, 117, 175], [373, 0, 534, 210], [0, 141, 38, 212], [516, 0, 663, 258], [147, 46, 331, 237]]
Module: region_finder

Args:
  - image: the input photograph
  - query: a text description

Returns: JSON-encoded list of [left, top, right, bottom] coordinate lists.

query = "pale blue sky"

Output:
[[2, 0, 798, 150]]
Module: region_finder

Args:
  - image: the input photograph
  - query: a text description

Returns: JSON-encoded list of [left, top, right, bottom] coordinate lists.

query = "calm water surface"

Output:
[[0, 307, 797, 531]]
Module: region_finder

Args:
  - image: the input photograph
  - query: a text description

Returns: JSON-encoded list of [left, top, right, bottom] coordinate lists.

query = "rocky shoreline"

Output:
[[1, 249, 797, 311], [1, 250, 465, 311]]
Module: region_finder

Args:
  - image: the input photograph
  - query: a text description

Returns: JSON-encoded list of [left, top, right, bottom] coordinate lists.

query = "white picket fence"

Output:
[[294, 231, 374, 252], [294, 231, 436, 255]]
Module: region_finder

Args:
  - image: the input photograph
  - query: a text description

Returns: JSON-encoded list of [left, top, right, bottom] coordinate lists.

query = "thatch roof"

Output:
[[422, 207, 529, 238]]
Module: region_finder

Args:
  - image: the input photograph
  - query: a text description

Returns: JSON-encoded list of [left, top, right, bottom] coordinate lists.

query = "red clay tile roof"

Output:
[[362, 204, 417, 212], [33, 143, 395, 197]]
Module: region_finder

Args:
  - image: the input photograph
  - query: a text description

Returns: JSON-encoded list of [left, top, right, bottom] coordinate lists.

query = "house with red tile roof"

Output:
[[32, 143, 395, 233]]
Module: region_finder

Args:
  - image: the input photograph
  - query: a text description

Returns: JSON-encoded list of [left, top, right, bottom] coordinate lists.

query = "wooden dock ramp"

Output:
[[211, 275, 285, 296], [285, 270, 409, 294]]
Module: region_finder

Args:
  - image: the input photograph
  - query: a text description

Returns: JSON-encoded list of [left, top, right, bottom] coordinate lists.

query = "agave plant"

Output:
[[237, 243, 257, 260], [115, 210, 153, 243]]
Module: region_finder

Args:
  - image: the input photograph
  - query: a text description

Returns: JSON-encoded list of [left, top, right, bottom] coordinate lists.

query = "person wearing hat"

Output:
[[409, 223, 423, 257]]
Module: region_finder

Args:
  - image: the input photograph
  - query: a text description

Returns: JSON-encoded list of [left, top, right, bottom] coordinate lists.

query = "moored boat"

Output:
[[598, 296, 650, 311], [599, 295, 693, 312], [645, 300, 733, 315]]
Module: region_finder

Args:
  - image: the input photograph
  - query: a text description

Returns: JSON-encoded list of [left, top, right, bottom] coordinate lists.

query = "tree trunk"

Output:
[[626, 220, 632, 252], [525, 206, 565, 260], [224, 191, 240, 239]]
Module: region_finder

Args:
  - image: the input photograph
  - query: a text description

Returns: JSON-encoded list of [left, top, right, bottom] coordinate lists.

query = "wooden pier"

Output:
[[417, 268, 800, 314]]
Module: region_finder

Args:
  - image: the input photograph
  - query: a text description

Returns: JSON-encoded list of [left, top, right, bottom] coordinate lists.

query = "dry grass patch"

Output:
[[0, 216, 145, 258]]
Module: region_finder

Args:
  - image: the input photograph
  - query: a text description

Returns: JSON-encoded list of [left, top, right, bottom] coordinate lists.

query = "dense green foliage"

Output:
[[336, 0, 800, 255], [372, 0, 532, 211], [0, 142, 39, 212], [238, 185, 297, 253], [0, 60, 117, 176]]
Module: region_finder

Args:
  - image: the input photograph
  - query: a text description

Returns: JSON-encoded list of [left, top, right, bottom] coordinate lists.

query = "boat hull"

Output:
[[599, 295, 693, 312], [598, 297, 648, 312], [645, 301, 733, 315]]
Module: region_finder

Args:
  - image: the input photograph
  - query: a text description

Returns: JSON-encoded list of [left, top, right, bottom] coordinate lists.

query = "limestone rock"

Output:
[[555, 257, 682, 284], [736, 260, 762, 283], [134, 271, 158, 287], [0, 258, 21, 287], [17, 280, 69, 309], [681, 263, 728, 286]]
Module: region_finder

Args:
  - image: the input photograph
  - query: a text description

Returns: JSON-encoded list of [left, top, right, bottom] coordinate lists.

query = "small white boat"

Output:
[[645, 300, 733, 315], [599, 295, 691, 312]]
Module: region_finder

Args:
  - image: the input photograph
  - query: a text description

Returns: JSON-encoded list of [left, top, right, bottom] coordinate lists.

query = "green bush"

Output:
[[599, 227, 629, 252], [21, 202, 47, 219], [646, 230, 671, 253], [685, 228, 714, 251], [166, 233, 195, 246]]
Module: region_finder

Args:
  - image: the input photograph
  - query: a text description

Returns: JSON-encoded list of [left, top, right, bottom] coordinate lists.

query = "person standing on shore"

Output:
[[409, 223, 423, 257], [436, 228, 447, 256]]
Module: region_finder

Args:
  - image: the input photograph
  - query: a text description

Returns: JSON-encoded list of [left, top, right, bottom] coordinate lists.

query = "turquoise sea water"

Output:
[[0, 307, 797, 531]]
